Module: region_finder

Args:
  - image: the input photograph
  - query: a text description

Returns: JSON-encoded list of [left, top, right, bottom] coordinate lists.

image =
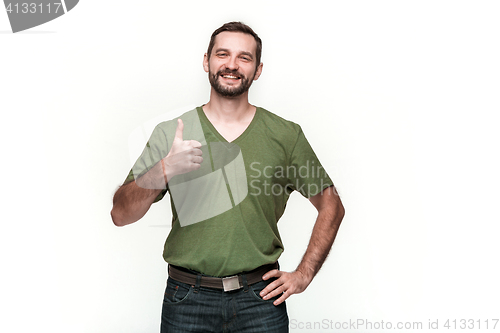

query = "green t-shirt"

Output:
[[125, 106, 333, 277]]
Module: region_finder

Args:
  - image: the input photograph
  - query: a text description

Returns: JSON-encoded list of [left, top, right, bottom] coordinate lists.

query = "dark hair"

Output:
[[207, 21, 262, 69]]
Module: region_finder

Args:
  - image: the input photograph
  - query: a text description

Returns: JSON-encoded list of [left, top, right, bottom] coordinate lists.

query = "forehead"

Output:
[[212, 31, 257, 56]]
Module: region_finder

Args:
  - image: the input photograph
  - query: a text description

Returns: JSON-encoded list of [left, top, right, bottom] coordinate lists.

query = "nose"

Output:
[[225, 55, 239, 71]]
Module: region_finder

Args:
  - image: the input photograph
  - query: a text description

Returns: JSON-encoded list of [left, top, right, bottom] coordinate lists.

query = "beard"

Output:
[[208, 67, 255, 98]]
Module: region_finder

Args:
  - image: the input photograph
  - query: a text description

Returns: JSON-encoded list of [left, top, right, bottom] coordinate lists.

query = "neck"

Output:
[[203, 89, 255, 123]]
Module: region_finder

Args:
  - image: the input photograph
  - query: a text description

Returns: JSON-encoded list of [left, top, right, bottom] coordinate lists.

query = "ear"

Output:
[[253, 62, 263, 81], [203, 53, 209, 73]]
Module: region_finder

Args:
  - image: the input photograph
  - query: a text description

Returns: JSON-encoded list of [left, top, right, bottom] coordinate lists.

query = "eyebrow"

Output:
[[215, 48, 254, 60]]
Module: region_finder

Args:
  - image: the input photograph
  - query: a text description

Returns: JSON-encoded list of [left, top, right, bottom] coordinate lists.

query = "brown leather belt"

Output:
[[168, 262, 279, 292]]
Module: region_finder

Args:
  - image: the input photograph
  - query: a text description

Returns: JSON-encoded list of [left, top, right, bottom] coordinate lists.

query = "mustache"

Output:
[[217, 69, 245, 79]]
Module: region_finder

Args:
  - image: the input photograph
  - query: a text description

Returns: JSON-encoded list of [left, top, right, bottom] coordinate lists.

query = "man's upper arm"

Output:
[[309, 185, 344, 215], [125, 123, 170, 203]]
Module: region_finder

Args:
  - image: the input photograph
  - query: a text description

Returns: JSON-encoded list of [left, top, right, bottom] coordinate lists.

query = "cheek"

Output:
[[207, 64, 219, 76], [248, 68, 259, 80]]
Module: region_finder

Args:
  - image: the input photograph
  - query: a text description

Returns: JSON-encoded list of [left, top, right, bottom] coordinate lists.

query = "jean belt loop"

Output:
[[194, 274, 202, 293], [241, 273, 249, 292]]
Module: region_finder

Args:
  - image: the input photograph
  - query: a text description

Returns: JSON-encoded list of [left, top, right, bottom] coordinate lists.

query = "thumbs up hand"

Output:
[[161, 119, 203, 181]]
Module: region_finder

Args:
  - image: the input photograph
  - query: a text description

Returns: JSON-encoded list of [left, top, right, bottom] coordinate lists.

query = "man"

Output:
[[111, 22, 345, 333]]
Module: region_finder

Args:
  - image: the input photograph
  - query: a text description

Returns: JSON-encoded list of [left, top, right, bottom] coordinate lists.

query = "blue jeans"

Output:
[[160, 275, 289, 333]]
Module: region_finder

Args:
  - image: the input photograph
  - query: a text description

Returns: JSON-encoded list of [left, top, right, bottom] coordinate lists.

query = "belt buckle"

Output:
[[222, 275, 241, 292]]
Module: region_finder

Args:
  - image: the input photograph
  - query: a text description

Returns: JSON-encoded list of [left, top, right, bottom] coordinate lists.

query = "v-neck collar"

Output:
[[196, 105, 260, 144]]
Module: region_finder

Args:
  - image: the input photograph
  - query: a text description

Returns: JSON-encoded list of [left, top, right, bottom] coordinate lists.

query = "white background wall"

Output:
[[1, 1, 499, 332]]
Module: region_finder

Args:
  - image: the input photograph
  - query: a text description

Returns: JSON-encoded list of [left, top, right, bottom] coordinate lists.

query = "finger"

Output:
[[262, 283, 285, 300], [273, 290, 291, 306], [262, 269, 281, 280], [174, 118, 184, 141], [189, 140, 202, 148], [192, 156, 203, 164], [260, 277, 283, 298], [190, 162, 202, 171], [191, 147, 203, 156]]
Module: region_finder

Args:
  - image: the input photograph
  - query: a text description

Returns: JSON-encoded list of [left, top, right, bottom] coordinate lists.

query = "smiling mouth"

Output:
[[219, 72, 242, 80]]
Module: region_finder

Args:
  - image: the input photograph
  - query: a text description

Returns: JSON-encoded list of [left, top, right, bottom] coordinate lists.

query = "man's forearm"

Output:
[[111, 162, 166, 226], [296, 190, 345, 282]]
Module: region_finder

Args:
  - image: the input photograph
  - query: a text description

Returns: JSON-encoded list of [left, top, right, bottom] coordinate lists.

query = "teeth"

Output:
[[223, 75, 238, 79]]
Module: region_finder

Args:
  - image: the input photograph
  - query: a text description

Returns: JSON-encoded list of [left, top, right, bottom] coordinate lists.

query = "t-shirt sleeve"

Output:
[[287, 127, 333, 198], [123, 123, 170, 203]]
